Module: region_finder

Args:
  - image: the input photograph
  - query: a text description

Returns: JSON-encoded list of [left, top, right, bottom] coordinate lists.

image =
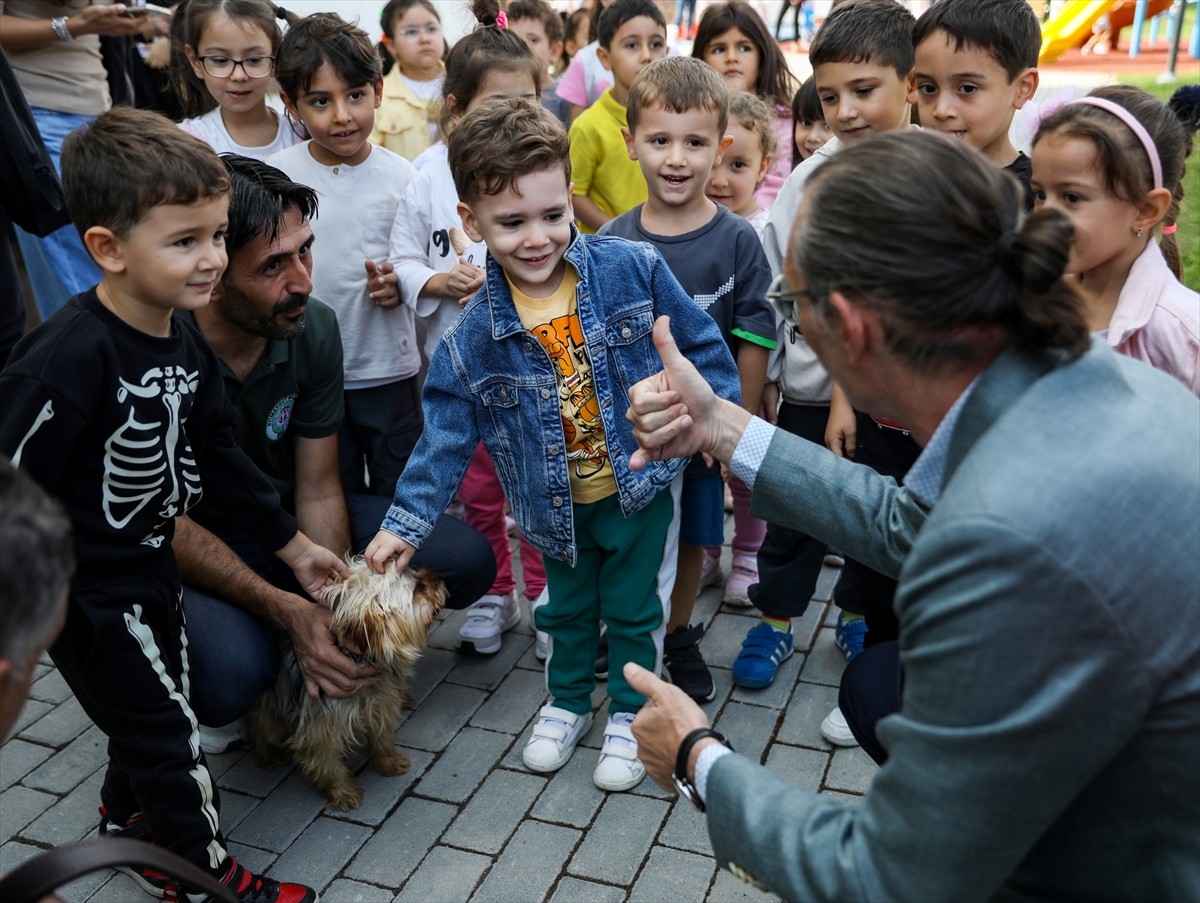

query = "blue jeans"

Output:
[[183, 495, 495, 725], [13, 108, 102, 320]]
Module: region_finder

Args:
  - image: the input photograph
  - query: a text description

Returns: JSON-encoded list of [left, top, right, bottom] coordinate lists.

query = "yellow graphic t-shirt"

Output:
[[509, 269, 617, 505]]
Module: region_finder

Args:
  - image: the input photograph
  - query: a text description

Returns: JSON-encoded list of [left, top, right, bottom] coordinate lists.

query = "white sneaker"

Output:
[[522, 705, 592, 772], [593, 712, 645, 791], [457, 590, 520, 654], [820, 706, 859, 747], [535, 630, 550, 661], [198, 719, 245, 755]]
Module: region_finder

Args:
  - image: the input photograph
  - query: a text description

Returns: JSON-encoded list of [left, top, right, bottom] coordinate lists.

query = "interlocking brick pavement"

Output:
[[0, 519, 876, 902]]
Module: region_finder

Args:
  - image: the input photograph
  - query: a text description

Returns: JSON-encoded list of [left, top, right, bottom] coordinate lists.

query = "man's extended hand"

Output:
[[626, 662, 712, 791], [627, 316, 728, 471], [283, 596, 379, 698]]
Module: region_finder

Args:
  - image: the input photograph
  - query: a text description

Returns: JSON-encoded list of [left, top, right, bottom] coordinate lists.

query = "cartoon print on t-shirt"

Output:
[[528, 311, 609, 481]]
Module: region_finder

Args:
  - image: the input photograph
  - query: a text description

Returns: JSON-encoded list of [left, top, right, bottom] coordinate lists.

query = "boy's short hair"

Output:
[[911, 0, 1040, 80], [275, 12, 381, 103], [61, 107, 229, 240], [809, 0, 916, 79], [449, 97, 571, 204], [627, 56, 729, 136], [729, 90, 777, 160], [597, 0, 665, 49], [508, 0, 564, 45]]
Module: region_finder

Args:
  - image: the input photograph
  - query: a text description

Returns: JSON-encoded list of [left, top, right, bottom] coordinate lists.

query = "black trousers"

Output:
[[52, 559, 229, 875], [747, 402, 832, 619], [833, 412, 920, 645], [839, 639, 900, 765]]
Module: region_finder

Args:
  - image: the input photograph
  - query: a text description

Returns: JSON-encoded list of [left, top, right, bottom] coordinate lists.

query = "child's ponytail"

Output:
[[435, 0, 542, 139], [1163, 85, 1200, 281]]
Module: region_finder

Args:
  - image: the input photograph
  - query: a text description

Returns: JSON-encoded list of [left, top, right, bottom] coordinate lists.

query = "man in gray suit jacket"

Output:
[[623, 132, 1200, 901]]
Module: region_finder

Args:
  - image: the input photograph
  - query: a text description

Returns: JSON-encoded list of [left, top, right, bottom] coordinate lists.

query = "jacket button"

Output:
[[621, 326, 632, 338], [549, 444, 559, 455], [552, 496, 563, 507], [541, 388, 551, 399]]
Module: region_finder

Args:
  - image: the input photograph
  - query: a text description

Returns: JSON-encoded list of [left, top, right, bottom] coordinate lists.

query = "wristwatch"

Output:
[[673, 727, 732, 812]]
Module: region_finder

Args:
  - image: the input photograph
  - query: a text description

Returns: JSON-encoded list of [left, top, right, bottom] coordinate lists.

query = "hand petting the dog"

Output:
[[281, 601, 379, 699], [276, 531, 350, 596], [365, 530, 417, 575]]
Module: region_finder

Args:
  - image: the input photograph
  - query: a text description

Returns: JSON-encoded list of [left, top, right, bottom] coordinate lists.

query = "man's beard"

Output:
[[223, 281, 308, 341]]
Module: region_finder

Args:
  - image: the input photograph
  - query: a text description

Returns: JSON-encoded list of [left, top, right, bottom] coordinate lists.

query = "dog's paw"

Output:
[[322, 779, 365, 811], [372, 747, 411, 777]]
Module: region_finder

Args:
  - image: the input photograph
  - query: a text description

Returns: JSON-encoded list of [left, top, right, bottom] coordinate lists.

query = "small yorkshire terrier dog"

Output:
[[246, 557, 447, 810]]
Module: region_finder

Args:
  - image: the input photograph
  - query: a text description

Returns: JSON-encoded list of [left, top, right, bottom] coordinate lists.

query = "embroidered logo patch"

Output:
[[266, 394, 297, 441]]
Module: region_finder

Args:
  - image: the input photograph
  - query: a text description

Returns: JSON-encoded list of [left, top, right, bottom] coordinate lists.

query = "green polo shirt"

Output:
[[178, 298, 344, 511]]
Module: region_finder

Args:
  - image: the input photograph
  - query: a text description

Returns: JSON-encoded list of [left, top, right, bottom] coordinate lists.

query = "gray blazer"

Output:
[[707, 340, 1200, 901]]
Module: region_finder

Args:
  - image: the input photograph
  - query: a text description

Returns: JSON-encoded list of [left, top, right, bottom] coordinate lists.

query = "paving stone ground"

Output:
[[0, 514, 877, 902]]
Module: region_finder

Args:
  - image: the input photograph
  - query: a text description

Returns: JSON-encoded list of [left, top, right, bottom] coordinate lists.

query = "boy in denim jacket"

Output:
[[367, 98, 739, 791]]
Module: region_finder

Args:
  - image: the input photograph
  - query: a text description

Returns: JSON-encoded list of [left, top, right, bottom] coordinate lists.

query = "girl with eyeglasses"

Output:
[[371, 0, 447, 162], [170, 0, 301, 159]]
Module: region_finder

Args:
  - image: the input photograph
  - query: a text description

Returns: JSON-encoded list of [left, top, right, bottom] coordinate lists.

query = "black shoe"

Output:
[[663, 624, 715, 702], [595, 631, 609, 679]]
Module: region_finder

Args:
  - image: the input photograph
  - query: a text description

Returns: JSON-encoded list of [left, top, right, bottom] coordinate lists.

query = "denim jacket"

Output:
[[381, 229, 740, 564]]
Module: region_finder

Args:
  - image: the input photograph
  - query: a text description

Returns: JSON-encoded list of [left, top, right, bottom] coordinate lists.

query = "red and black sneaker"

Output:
[[99, 806, 178, 897], [168, 857, 319, 903]]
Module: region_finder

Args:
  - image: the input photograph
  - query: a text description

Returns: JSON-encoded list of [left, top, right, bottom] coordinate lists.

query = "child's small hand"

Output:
[[365, 530, 416, 575], [760, 382, 780, 425], [365, 259, 401, 309], [446, 259, 485, 299]]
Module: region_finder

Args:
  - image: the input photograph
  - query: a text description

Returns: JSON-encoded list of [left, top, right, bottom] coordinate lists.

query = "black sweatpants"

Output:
[[51, 558, 228, 876]]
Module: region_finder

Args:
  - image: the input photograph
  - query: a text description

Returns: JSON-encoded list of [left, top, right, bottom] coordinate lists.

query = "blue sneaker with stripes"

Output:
[[732, 623, 794, 688]]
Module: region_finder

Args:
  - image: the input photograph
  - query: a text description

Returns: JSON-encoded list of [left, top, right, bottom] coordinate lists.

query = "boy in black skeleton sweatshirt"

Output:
[[0, 108, 342, 903]]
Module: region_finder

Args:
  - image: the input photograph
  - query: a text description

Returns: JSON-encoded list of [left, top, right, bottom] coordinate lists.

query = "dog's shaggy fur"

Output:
[[246, 558, 447, 810]]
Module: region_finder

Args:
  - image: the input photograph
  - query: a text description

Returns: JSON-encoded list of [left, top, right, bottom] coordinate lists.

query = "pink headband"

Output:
[[1066, 97, 1163, 191]]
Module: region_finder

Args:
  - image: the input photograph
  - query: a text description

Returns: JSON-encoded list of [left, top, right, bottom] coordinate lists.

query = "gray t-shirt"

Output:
[[602, 204, 775, 477], [601, 203, 775, 355]]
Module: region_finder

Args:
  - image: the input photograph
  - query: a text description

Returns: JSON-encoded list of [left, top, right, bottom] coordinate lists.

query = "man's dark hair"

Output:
[[809, 0, 916, 79], [597, 0, 665, 49], [220, 154, 319, 258], [0, 457, 73, 665], [912, 0, 1041, 81]]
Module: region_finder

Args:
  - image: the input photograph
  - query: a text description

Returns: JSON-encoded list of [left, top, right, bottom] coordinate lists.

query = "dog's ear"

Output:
[[410, 568, 449, 611]]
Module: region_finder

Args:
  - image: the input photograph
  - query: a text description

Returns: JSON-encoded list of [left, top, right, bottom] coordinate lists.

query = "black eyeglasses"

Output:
[[196, 55, 275, 79], [767, 273, 817, 340]]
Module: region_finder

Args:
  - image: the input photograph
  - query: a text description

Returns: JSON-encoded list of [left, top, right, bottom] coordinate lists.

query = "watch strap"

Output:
[[673, 727, 732, 811]]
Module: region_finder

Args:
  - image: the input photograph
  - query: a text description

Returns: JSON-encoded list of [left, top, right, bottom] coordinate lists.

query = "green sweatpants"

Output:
[[534, 480, 680, 716]]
